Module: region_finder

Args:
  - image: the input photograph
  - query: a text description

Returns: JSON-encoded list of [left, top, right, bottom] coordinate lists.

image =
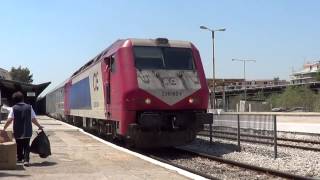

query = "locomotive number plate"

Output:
[[161, 91, 182, 97]]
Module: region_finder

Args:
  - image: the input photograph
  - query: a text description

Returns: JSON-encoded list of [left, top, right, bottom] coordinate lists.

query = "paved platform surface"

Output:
[[0, 116, 79, 132], [0, 116, 192, 180]]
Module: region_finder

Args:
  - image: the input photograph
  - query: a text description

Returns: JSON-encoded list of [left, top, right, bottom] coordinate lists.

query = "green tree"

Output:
[[315, 70, 320, 81], [273, 76, 280, 85], [10, 66, 33, 83], [267, 93, 281, 108], [313, 94, 320, 112], [255, 90, 266, 101], [268, 86, 316, 111]]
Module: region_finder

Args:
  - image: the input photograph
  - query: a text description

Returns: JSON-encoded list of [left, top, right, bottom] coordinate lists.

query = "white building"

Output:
[[291, 61, 320, 84], [0, 68, 11, 80]]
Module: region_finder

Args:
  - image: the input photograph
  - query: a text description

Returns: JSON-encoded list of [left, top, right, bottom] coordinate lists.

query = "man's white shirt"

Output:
[[7, 104, 37, 119]]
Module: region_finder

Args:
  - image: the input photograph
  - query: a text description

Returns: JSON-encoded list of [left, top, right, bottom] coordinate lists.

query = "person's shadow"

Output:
[[29, 161, 57, 167], [0, 165, 28, 178], [0, 172, 30, 178]]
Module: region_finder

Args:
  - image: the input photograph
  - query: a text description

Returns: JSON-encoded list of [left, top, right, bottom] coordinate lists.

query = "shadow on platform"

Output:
[[0, 172, 30, 178], [184, 138, 240, 156], [29, 161, 57, 167]]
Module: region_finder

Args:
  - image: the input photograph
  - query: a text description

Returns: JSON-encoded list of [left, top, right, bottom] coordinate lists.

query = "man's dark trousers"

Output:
[[16, 138, 31, 162]]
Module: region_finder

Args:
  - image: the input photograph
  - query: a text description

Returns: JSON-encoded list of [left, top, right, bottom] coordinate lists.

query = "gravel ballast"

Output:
[[148, 148, 280, 180], [182, 133, 320, 178]]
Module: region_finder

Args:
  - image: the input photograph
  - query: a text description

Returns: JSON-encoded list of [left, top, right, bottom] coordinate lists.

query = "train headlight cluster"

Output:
[[188, 98, 194, 104], [145, 98, 151, 104]]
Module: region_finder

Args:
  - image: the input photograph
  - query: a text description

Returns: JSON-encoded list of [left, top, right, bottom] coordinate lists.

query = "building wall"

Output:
[[0, 68, 11, 80], [291, 61, 320, 84]]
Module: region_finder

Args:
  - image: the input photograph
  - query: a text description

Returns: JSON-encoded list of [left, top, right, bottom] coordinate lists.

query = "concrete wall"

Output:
[[0, 68, 11, 80]]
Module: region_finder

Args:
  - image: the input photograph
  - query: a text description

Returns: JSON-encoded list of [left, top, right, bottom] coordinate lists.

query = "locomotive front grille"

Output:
[[137, 111, 197, 130]]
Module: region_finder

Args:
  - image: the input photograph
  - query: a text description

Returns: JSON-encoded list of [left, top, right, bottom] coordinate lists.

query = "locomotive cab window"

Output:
[[111, 55, 116, 72], [107, 55, 116, 73], [134, 47, 164, 69], [163, 48, 194, 70], [134, 46, 194, 70]]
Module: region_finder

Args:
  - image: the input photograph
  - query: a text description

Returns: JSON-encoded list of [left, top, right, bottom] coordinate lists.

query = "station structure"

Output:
[[0, 68, 50, 120]]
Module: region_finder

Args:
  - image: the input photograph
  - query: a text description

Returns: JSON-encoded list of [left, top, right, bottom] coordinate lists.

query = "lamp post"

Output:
[[200, 26, 226, 110], [232, 58, 256, 105]]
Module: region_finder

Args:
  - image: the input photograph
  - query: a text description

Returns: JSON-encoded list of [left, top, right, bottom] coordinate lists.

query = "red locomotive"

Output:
[[46, 38, 212, 147]]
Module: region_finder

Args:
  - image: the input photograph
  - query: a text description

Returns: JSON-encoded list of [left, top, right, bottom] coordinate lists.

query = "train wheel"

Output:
[[125, 138, 135, 149], [98, 124, 103, 137], [98, 121, 106, 137]]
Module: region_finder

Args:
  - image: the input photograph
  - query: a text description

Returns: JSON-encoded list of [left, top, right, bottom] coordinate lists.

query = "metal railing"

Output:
[[201, 113, 278, 158]]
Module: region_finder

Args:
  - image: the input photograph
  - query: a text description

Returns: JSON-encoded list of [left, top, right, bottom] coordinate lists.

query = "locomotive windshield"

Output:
[[134, 47, 195, 70]]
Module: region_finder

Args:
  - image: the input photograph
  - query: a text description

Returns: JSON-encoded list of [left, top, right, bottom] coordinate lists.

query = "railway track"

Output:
[[202, 129, 320, 144], [141, 147, 313, 180], [58, 118, 313, 179], [199, 130, 320, 152], [146, 153, 219, 180], [91, 129, 318, 179], [177, 147, 314, 180], [79, 125, 303, 179]]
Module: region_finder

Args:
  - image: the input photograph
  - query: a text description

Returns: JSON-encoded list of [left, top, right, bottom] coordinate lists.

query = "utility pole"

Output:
[[232, 58, 256, 109], [200, 26, 226, 109]]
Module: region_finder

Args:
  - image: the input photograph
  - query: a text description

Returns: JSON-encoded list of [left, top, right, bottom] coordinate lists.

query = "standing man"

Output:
[[3, 91, 43, 166]]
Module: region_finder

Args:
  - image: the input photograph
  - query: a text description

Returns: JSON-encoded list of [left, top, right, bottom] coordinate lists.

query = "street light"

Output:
[[232, 58, 256, 107], [200, 25, 226, 110]]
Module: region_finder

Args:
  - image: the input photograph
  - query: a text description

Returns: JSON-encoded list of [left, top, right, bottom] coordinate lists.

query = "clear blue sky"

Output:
[[1, 0, 320, 93]]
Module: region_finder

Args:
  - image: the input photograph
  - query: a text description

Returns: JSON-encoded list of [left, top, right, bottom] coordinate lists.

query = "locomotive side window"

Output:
[[106, 83, 110, 104], [133, 46, 194, 70], [110, 55, 116, 73]]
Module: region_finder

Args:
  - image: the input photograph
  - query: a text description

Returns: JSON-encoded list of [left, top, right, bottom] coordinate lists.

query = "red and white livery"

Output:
[[46, 38, 212, 147]]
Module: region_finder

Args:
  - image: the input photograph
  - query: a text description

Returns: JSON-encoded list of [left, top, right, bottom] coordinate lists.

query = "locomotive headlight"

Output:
[[188, 98, 194, 104], [145, 98, 151, 104]]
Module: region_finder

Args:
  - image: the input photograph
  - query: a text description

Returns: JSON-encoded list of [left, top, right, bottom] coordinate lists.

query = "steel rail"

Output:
[[200, 130, 320, 144], [148, 154, 218, 180], [203, 125, 320, 137], [198, 133, 320, 152]]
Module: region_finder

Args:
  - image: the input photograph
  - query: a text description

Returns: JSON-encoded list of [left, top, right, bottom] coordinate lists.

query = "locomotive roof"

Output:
[[47, 38, 196, 97], [129, 38, 192, 48], [70, 38, 193, 78]]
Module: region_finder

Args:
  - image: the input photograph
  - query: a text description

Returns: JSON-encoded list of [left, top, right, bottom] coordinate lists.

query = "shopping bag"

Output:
[[30, 130, 51, 158]]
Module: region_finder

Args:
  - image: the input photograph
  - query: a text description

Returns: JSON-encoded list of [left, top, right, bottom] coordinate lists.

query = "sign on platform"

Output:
[[27, 92, 36, 97]]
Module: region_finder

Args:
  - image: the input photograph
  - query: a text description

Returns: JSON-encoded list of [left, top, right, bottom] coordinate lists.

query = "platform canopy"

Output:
[[0, 79, 50, 106]]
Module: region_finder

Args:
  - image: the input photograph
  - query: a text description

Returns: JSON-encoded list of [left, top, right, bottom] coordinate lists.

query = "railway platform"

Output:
[[277, 115, 320, 134], [0, 116, 202, 180]]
